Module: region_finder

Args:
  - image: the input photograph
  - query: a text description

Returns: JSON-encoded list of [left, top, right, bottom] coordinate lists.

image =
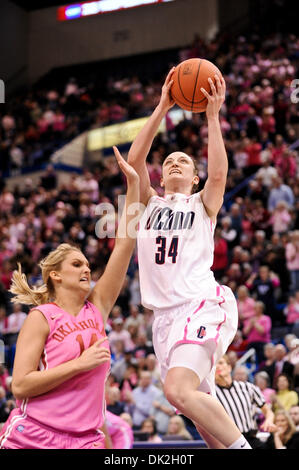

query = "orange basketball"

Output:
[[170, 58, 222, 113]]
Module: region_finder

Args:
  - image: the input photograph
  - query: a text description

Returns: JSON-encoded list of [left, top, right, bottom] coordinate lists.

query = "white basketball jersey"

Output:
[[137, 192, 218, 310]]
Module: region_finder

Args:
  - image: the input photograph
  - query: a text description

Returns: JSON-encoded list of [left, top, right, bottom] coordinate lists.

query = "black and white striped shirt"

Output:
[[216, 381, 266, 433]]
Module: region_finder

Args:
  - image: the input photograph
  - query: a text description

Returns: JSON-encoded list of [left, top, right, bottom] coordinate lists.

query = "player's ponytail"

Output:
[[9, 243, 82, 306], [9, 263, 50, 306]]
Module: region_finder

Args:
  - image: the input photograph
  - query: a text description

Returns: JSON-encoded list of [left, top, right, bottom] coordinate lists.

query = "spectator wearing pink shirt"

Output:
[[275, 149, 297, 179], [254, 371, 276, 406], [271, 135, 287, 166], [284, 292, 299, 326], [237, 285, 256, 327], [108, 318, 135, 356], [0, 189, 14, 216], [52, 109, 66, 134], [270, 201, 292, 234], [244, 136, 262, 175], [147, 151, 163, 194], [0, 261, 13, 291], [254, 371, 276, 430], [260, 108, 276, 137], [285, 231, 299, 294], [243, 301, 272, 364], [36, 116, 49, 134], [0, 366, 9, 394]]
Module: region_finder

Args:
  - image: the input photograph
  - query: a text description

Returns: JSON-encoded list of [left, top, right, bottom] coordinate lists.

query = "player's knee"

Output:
[[164, 383, 189, 411]]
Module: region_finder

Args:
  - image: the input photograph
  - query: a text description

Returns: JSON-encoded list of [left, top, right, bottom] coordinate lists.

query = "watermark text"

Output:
[[94, 195, 198, 240], [291, 79, 299, 104], [0, 80, 5, 103], [0, 339, 4, 364]]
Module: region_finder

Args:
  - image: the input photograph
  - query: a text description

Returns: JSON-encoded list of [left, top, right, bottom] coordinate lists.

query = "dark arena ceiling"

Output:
[[10, 1, 70, 11]]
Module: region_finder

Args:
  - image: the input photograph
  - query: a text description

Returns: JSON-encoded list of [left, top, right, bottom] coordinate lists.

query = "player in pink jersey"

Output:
[[127, 69, 252, 449], [0, 147, 140, 449]]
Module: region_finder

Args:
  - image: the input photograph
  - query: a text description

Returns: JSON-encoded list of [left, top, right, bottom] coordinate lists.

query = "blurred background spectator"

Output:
[[242, 300, 272, 364], [271, 373, 298, 413], [125, 371, 160, 430], [164, 416, 193, 441], [140, 418, 162, 443], [259, 410, 299, 449], [289, 405, 299, 431]]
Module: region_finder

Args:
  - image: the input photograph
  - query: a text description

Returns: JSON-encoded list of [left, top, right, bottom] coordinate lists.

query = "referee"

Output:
[[215, 355, 277, 448]]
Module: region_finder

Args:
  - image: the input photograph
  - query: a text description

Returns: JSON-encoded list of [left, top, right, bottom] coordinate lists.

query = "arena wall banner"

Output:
[[87, 108, 191, 151], [57, 0, 175, 21], [87, 117, 155, 151]]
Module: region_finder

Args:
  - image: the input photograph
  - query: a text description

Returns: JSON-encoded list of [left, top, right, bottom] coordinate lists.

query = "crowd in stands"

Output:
[[0, 30, 299, 447]]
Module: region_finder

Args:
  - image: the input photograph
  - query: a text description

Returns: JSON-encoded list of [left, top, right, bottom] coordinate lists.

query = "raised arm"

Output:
[[200, 75, 227, 223], [88, 146, 140, 324], [127, 68, 175, 205]]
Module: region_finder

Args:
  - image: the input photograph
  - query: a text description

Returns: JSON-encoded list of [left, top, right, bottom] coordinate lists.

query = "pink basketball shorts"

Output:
[[152, 284, 238, 397], [0, 408, 105, 449]]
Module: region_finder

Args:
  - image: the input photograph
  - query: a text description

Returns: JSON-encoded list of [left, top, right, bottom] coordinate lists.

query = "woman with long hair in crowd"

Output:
[[165, 415, 193, 441], [0, 147, 140, 449], [140, 417, 162, 443], [260, 410, 299, 449]]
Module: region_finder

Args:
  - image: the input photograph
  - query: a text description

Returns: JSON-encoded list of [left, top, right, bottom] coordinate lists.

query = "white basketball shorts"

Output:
[[152, 284, 238, 397]]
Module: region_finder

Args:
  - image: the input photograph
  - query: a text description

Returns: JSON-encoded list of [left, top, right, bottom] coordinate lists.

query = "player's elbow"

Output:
[[12, 378, 29, 401], [127, 152, 138, 166], [11, 383, 24, 400]]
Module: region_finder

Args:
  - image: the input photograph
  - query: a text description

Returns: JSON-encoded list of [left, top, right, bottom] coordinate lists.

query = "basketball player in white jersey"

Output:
[[127, 68, 251, 449]]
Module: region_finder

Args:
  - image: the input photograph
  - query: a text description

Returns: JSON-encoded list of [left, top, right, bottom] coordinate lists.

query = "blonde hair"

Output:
[[9, 243, 82, 306], [167, 415, 193, 440], [274, 410, 297, 445]]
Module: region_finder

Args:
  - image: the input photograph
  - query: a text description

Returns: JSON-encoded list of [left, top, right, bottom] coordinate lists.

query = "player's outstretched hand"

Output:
[[201, 74, 226, 120], [159, 67, 176, 112], [113, 146, 140, 185]]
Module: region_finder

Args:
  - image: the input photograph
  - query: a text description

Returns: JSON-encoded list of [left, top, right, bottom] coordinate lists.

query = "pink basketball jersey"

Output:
[[16, 301, 110, 434]]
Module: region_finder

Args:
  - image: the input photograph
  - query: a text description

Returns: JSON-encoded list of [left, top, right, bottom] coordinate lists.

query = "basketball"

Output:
[[170, 58, 222, 113]]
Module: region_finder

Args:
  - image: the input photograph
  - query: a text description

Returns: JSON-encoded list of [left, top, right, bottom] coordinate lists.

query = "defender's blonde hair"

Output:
[[9, 243, 82, 306]]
